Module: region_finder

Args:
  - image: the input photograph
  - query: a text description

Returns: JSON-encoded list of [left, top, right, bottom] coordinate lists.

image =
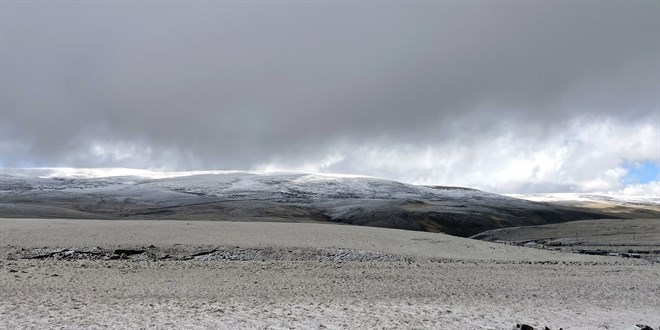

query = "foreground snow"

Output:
[[0, 219, 658, 330]]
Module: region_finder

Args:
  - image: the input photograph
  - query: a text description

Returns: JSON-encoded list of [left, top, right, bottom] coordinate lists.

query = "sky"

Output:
[[1, 1, 658, 195]]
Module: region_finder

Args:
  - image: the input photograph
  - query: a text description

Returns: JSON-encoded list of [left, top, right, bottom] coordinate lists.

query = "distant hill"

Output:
[[2, 169, 653, 237], [507, 193, 660, 219]]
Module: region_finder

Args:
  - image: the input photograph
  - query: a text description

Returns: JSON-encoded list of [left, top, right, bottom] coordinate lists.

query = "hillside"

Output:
[[508, 193, 660, 219], [0, 169, 634, 237]]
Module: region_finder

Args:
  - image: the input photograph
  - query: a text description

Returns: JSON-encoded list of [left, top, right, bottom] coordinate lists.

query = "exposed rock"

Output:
[[113, 249, 145, 256], [636, 325, 654, 330], [8, 245, 418, 263]]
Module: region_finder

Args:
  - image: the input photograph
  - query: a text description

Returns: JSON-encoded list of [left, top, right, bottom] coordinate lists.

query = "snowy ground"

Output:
[[1, 219, 658, 329]]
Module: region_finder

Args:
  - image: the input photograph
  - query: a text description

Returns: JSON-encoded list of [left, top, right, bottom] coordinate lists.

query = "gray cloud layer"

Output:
[[1, 2, 658, 193]]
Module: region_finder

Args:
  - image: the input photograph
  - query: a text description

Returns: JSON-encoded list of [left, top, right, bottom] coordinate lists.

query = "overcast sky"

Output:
[[1, 1, 658, 194]]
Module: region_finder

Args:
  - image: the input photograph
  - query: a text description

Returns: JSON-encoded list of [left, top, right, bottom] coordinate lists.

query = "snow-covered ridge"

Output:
[[0, 168, 494, 200], [3, 168, 655, 237], [0, 167, 373, 180], [507, 193, 660, 207], [3, 168, 657, 206], [1, 167, 253, 179]]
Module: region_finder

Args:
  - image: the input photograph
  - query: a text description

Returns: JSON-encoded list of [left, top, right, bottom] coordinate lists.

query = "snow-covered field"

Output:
[[1, 219, 658, 330]]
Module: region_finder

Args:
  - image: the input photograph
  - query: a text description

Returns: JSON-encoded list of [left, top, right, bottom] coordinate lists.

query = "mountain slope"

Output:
[[507, 193, 660, 219], [0, 169, 631, 237]]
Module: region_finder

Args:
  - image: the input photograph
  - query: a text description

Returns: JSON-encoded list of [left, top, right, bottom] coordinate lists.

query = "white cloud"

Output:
[[619, 181, 660, 197], [254, 117, 658, 194]]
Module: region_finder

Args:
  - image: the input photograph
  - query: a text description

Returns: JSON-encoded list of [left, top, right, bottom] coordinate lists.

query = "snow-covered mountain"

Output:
[[2, 168, 653, 237], [507, 193, 659, 207]]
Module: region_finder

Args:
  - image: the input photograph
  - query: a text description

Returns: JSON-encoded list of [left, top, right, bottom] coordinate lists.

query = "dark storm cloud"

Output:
[[1, 1, 658, 192]]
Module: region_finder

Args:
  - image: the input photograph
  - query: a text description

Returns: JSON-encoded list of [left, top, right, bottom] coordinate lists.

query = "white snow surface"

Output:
[[1, 219, 659, 330]]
